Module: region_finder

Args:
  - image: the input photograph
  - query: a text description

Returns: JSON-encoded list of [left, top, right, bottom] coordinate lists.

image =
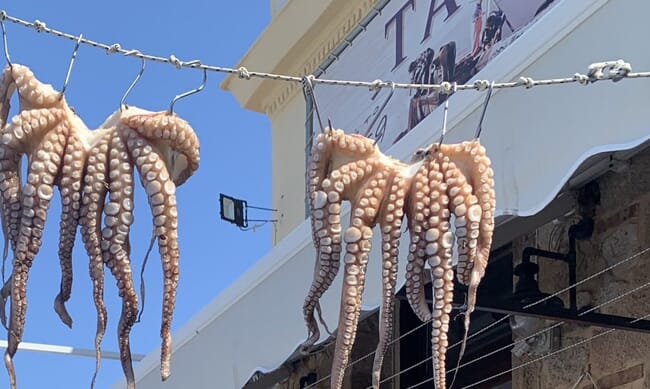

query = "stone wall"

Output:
[[272, 311, 394, 389], [512, 149, 650, 389]]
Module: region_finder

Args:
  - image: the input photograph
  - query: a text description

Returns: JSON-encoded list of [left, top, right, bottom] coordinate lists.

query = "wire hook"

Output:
[[474, 80, 494, 139], [59, 33, 83, 99], [168, 68, 207, 115], [438, 82, 456, 147], [120, 56, 146, 111], [302, 75, 325, 134], [0, 14, 12, 68]]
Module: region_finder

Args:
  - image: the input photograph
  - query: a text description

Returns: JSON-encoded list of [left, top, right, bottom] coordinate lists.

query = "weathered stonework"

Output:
[[512, 149, 650, 388]]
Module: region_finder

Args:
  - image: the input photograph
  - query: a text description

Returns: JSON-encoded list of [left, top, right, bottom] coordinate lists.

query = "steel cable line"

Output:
[[303, 246, 649, 389]]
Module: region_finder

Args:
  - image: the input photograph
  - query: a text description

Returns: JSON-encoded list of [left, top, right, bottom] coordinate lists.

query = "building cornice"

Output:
[[220, 0, 377, 117]]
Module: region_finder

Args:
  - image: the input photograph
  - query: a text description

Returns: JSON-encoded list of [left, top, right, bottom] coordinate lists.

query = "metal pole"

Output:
[[0, 340, 145, 361]]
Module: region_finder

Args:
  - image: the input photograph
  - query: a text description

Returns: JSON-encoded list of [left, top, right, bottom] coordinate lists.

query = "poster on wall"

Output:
[[314, 0, 559, 151]]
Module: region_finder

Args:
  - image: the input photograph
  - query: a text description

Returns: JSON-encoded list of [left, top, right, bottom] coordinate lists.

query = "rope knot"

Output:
[[169, 54, 183, 69], [369, 79, 383, 91], [587, 60, 631, 82], [0, 11, 7, 21], [473, 79, 489, 91], [610, 60, 632, 82], [106, 43, 121, 54], [123, 49, 141, 57], [33, 20, 46, 33], [573, 73, 589, 85], [439, 81, 457, 95], [517, 76, 535, 89], [237, 66, 251, 80]]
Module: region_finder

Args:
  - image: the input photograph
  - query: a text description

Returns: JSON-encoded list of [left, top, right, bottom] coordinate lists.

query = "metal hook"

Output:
[[474, 80, 494, 139], [120, 57, 146, 111], [59, 33, 83, 99], [0, 16, 12, 68], [366, 81, 395, 146], [168, 68, 207, 115], [438, 82, 456, 147], [302, 75, 325, 133]]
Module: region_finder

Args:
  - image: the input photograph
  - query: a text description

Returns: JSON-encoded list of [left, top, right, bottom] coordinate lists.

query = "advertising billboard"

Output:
[[314, 0, 559, 150]]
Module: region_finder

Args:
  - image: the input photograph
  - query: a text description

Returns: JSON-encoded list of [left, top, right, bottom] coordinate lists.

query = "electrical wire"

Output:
[[458, 310, 650, 389], [304, 245, 650, 389], [399, 253, 650, 389], [1, 11, 649, 93]]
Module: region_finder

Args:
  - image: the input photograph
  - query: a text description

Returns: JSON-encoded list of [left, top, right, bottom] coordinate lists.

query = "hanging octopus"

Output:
[[0, 64, 200, 389], [404, 140, 495, 389], [79, 106, 199, 388], [302, 128, 495, 389], [302, 128, 418, 389]]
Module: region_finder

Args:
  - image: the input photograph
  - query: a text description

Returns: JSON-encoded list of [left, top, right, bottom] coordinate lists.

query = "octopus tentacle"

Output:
[[79, 134, 111, 388], [301, 130, 377, 351], [0, 144, 20, 301], [0, 68, 17, 281], [301, 188, 341, 350], [404, 161, 433, 323], [124, 128, 180, 381], [302, 162, 362, 350], [439, 142, 495, 386], [53, 134, 85, 328], [372, 173, 407, 388], [101, 130, 138, 388], [330, 163, 387, 389], [0, 64, 60, 111], [303, 131, 347, 331], [425, 154, 454, 389], [331, 220, 374, 389], [0, 66, 63, 330], [122, 113, 199, 186], [438, 141, 495, 287], [5, 119, 67, 388], [302, 131, 335, 349]]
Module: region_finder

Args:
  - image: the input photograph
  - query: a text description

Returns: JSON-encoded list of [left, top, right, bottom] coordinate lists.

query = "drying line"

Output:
[[458, 309, 650, 389], [1, 11, 650, 93], [402, 274, 650, 389]]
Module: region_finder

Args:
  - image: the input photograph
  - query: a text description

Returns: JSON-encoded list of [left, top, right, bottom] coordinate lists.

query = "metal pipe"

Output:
[[0, 340, 145, 361]]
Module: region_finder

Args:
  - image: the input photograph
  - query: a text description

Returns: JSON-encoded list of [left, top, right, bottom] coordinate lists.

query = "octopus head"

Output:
[[102, 106, 200, 187]]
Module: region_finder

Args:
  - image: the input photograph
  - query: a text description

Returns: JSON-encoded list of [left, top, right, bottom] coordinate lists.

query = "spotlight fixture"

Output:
[[219, 193, 277, 229], [219, 194, 247, 228]]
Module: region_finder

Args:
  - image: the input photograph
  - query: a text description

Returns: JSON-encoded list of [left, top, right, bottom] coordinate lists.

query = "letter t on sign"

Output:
[[422, 0, 460, 43], [385, 0, 415, 71]]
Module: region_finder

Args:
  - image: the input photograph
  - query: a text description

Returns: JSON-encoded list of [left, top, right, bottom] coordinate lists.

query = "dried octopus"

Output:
[[0, 64, 200, 389], [302, 128, 417, 388], [301, 128, 494, 389], [404, 141, 495, 389]]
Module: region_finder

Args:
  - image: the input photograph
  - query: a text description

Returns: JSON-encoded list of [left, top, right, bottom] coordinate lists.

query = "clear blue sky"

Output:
[[0, 1, 272, 388]]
